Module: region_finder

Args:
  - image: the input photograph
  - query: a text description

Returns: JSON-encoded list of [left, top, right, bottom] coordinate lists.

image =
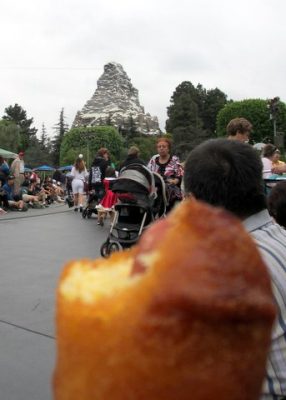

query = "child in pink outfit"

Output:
[[96, 167, 118, 226]]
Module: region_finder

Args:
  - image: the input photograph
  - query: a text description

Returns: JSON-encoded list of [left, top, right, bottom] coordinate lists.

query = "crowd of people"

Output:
[[0, 152, 66, 215], [1, 120, 286, 224], [1, 117, 286, 398]]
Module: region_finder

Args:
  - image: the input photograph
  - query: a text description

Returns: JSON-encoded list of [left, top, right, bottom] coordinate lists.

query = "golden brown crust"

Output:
[[54, 198, 276, 400]]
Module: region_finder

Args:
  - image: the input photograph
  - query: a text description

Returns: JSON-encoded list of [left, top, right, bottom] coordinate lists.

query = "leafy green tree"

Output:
[[52, 108, 69, 166], [60, 126, 124, 168], [118, 115, 139, 143], [0, 120, 21, 151], [2, 103, 37, 150], [172, 126, 210, 160], [216, 99, 286, 145]]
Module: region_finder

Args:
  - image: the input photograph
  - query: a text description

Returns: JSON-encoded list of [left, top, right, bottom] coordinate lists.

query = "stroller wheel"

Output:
[[100, 242, 109, 258], [108, 242, 120, 254], [87, 210, 92, 219], [82, 209, 87, 219]]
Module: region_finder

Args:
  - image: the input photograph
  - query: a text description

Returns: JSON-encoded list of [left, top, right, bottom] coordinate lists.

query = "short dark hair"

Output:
[[226, 117, 252, 136], [267, 181, 286, 228], [262, 144, 277, 158], [184, 139, 266, 218]]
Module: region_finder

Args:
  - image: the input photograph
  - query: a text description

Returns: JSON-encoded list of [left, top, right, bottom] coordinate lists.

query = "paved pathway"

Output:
[[0, 205, 109, 400]]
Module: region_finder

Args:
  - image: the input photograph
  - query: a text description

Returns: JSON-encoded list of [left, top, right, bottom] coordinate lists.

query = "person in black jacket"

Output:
[[88, 148, 109, 203], [119, 146, 145, 171]]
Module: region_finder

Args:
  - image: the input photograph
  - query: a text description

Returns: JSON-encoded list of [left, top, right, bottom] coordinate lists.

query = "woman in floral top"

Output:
[[147, 138, 184, 211]]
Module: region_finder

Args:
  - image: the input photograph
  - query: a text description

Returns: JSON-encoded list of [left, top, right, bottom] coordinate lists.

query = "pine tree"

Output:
[[52, 108, 69, 166], [166, 81, 200, 133], [2, 103, 37, 150], [165, 82, 227, 155]]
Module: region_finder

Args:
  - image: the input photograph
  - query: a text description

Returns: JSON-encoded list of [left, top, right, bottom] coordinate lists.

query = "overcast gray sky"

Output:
[[1, 0, 285, 136]]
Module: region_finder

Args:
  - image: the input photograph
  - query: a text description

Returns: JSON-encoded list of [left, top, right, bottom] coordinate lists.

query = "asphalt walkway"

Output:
[[0, 204, 109, 400]]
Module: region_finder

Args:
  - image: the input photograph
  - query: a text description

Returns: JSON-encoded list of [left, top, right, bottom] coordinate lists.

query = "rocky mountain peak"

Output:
[[72, 62, 160, 134]]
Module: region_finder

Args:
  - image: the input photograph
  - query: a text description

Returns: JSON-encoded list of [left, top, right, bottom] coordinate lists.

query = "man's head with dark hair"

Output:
[[183, 139, 266, 219], [226, 117, 252, 143]]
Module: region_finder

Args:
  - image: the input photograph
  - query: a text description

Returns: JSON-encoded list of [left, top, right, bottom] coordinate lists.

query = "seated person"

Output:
[[272, 148, 285, 169], [261, 144, 278, 179], [30, 170, 40, 183], [43, 177, 58, 203], [2, 175, 27, 211], [53, 181, 65, 202], [21, 188, 40, 208], [28, 180, 48, 206], [22, 171, 31, 187]]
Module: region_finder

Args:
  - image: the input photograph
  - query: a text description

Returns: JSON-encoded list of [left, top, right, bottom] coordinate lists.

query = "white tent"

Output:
[[0, 147, 17, 159]]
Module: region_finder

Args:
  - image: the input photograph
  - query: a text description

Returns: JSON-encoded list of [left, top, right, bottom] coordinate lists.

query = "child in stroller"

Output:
[[100, 164, 167, 257], [82, 167, 118, 220], [96, 167, 118, 226]]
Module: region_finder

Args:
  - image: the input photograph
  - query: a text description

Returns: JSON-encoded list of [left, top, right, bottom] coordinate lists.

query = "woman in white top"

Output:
[[70, 156, 88, 212]]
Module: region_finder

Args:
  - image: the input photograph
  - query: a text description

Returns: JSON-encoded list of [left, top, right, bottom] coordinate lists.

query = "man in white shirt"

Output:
[[10, 151, 25, 195]]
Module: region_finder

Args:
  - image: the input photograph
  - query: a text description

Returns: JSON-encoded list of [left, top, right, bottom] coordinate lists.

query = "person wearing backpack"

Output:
[[88, 148, 109, 206]]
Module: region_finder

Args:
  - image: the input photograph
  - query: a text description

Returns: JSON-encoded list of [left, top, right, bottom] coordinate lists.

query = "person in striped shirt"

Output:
[[183, 138, 286, 400]]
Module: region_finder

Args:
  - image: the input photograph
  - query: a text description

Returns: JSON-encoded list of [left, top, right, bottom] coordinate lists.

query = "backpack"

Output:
[[91, 166, 102, 184]]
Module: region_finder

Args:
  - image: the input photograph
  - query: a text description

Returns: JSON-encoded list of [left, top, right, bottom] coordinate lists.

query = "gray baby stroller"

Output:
[[100, 164, 167, 257], [82, 190, 99, 219], [65, 174, 74, 208]]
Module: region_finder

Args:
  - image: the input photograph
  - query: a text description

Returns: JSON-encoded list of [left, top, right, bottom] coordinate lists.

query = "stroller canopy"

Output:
[[112, 164, 156, 198]]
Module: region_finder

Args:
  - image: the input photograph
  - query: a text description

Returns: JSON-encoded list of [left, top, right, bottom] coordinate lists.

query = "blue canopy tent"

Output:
[[33, 165, 55, 180], [58, 165, 73, 171], [33, 165, 55, 171]]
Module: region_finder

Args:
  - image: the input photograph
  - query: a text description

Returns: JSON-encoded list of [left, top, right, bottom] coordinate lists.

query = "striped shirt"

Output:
[[243, 210, 286, 400]]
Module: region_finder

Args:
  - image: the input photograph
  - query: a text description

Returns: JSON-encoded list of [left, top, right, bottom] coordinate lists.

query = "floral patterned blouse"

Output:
[[147, 154, 184, 182]]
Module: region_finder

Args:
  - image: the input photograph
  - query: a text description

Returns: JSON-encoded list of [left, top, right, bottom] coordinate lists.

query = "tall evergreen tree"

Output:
[[52, 108, 69, 166], [166, 81, 200, 133], [200, 88, 228, 135], [40, 123, 52, 152], [165, 82, 227, 155], [2, 103, 37, 151]]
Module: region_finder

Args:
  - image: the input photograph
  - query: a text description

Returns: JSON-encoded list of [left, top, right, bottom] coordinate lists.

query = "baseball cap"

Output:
[[8, 175, 15, 180]]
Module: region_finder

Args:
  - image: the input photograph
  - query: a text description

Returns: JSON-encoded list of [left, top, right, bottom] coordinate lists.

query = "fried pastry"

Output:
[[54, 199, 276, 400]]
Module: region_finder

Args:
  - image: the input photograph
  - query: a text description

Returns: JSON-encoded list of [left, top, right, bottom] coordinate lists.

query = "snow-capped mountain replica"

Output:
[[72, 61, 160, 134]]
